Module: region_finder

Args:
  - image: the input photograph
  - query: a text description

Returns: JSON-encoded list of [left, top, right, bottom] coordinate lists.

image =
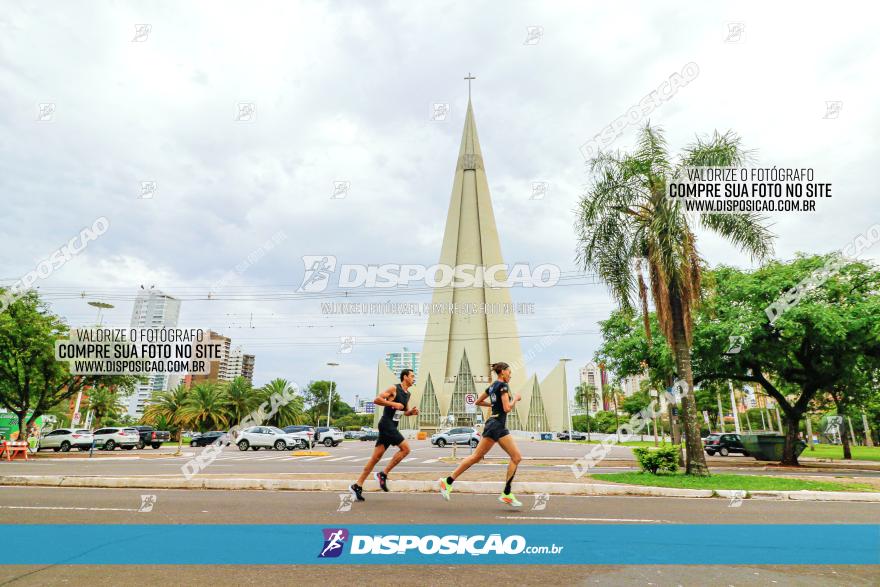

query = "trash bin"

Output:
[[740, 434, 807, 461], [540, 432, 553, 441]]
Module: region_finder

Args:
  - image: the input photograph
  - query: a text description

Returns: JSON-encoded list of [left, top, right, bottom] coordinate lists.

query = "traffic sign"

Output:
[[72, 412, 81, 425], [464, 393, 476, 414]]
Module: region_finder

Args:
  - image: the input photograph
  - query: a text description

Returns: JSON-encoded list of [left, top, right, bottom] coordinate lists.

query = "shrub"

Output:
[[633, 446, 679, 475]]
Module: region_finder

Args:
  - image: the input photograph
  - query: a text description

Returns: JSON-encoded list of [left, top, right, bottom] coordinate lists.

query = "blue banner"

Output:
[[3, 524, 877, 565]]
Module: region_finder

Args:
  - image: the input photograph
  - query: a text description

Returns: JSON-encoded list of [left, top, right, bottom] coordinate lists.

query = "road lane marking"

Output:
[[0, 506, 139, 512], [497, 516, 665, 523], [422, 458, 440, 463], [326, 456, 358, 462]]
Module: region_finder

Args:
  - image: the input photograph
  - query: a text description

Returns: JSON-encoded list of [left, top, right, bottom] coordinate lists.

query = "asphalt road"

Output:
[[9, 440, 880, 479], [0, 487, 877, 586]]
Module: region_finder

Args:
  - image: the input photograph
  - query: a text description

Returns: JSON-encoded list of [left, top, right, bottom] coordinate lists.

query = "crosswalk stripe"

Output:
[[422, 458, 440, 463]]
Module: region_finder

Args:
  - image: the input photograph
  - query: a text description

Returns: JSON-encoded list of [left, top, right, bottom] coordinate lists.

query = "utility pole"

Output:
[[862, 412, 874, 447], [729, 381, 741, 434]]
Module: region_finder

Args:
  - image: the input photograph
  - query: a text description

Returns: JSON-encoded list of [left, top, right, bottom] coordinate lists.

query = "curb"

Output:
[[3, 475, 879, 502]]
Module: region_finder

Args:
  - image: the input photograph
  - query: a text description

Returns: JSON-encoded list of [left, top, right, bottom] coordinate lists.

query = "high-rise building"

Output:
[[189, 330, 231, 385], [373, 96, 569, 432], [222, 346, 256, 384], [241, 353, 255, 385], [619, 372, 649, 397], [125, 288, 181, 418], [384, 347, 420, 378], [578, 362, 605, 415]]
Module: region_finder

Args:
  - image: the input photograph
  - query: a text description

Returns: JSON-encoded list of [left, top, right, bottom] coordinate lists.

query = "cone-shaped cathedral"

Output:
[[374, 98, 569, 433]]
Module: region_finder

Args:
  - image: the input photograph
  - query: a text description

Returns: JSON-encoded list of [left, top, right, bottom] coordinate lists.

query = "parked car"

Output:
[[704, 433, 750, 457], [344, 430, 365, 440], [431, 427, 480, 448], [557, 430, 587, 440], [282, 425, 316, 447], [189, 431, 231, 447], [360, 429, 379, 441], [234, 426, 310, 451], [315, 427, 344, 447], [132, 425, 171, 449], [38, 428, 93, 452], [92, 427, 139, 450]]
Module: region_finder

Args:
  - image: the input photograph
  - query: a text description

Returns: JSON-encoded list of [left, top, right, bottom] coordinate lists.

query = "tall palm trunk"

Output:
[[669, 294, 709, 475]]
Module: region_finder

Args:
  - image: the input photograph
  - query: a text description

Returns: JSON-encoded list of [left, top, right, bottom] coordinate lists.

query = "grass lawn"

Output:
[[591, 471, 875, 492], [801, 444, 880, 462], [550, 439, 674, 447]]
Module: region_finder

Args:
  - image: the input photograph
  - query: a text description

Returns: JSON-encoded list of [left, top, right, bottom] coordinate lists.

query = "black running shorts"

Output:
[[376, 424, 405, 447], [482, 418, 510, 441]]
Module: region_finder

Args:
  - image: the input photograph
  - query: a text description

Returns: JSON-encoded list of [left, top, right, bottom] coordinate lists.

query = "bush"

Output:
[[633, 446, 679, 475]]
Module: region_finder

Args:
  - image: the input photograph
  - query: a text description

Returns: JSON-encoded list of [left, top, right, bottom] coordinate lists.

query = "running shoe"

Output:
[[438, 478, 453, 501], [349, 483, 365, 502], [375, 471, 389, 492], [499, 492, 522, 507]]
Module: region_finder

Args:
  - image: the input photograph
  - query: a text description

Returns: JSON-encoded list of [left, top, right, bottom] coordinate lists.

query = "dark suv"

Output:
[[704, 433, 750, 457]]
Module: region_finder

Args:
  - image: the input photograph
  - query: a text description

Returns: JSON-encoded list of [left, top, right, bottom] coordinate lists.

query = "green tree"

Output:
[[574, 383, 598, 411], [691, 256, 880, 464], [143, 384, 192, 452], [0, 290, 138, 437], [303, 380, 352, 426], [224, 376, 257, 425], [181, 382, 230, 432], [576, 124, 774, 474], [87, 386, 126, 428], [257, 378, 306, 427]]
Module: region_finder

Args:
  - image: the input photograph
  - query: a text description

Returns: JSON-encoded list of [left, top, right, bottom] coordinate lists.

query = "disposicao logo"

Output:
[[318, 528, 349, 558]]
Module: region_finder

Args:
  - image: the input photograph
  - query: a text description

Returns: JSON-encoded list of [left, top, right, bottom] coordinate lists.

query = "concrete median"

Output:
[[2, 474, 879, 501]]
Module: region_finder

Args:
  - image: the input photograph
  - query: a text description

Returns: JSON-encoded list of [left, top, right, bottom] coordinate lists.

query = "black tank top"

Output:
[[486, 380, 510, 427], [379, 384, 410, 429]]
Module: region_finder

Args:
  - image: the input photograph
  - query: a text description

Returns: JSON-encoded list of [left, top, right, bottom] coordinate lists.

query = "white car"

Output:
[[92, 427, 139, 450], [235, 426, 310, 451], [39, 428, 94, 452], [315, 427, 344, 447]]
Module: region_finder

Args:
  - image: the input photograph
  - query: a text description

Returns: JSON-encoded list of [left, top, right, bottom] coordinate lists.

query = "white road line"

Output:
[[302, 456, 329, 461], [422, 458, 440, 464], [0, 506, 139, 512], [497, 516, 664, 523], [402, 458, 418, 463], [326, 456, 357, 462]]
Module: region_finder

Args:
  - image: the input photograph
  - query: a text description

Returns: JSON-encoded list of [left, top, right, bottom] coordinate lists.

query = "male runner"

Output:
[[349, 368, 419, 501], [438, 362, 524, 506]]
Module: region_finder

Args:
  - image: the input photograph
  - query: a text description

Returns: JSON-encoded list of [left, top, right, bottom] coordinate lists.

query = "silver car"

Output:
[[39, 428, 94, 452], [431, 427, 481, 448]]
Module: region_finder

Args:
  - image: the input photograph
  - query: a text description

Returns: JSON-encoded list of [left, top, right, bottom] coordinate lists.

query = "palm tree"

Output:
[[87, 386, 125, 428], [575, 383, 598, 412], [224, 376, 257, 425], [257, 378, 305, 428], [143, 384, 192, 454], [576, 123, 774, 475], [181, 382, 230, 433]]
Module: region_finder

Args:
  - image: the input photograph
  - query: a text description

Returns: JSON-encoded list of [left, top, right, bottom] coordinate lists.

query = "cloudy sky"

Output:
[[2, 1, 877, 404]]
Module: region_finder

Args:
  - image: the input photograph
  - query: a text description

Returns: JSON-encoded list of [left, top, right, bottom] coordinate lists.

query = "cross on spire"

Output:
[[464, 72, 476, 100]]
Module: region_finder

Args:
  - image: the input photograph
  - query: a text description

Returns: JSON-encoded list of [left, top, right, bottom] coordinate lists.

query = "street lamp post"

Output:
[[73, 301, 114, 427], [326, 362, 339, 427], [560, 359, 572, 443]]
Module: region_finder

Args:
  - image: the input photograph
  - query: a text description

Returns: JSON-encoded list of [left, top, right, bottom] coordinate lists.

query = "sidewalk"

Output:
[[3, 473, 879, 502]]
